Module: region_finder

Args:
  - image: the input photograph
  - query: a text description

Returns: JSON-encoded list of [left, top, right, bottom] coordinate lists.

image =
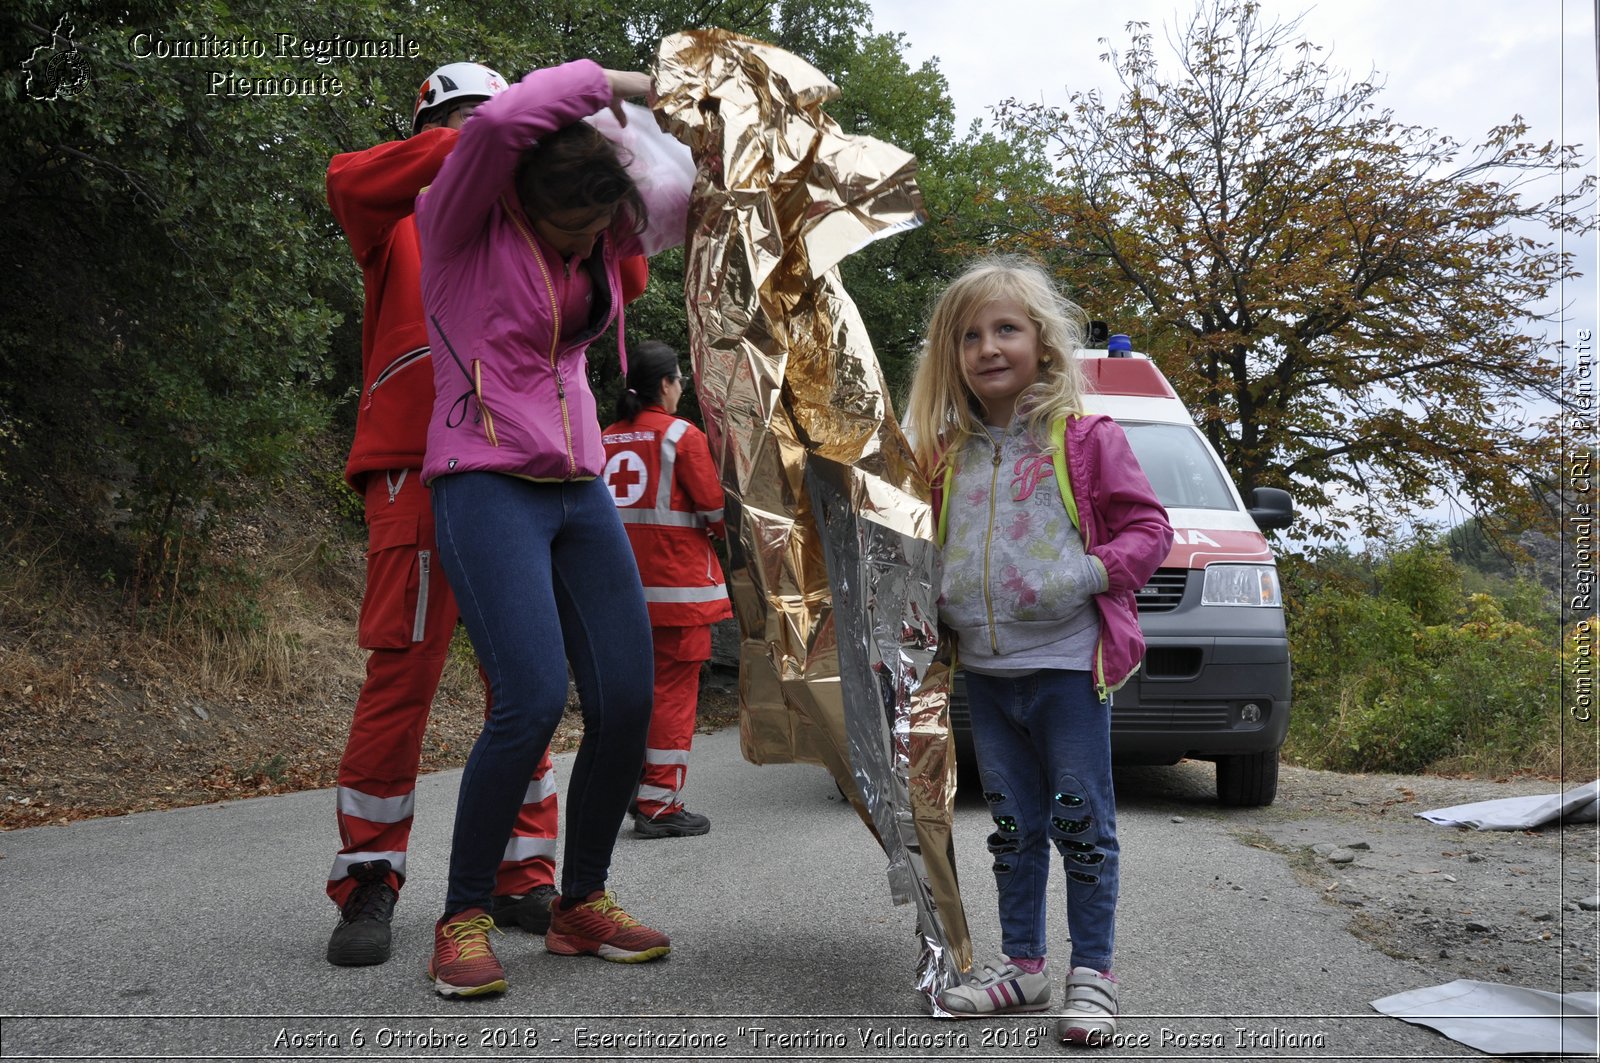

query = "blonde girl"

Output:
[[908, 255, 1172, 1047]]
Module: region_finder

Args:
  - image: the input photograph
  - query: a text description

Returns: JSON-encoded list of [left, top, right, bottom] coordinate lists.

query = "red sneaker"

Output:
[[545, 890, 670, 963], [427, 909, 507, 997]]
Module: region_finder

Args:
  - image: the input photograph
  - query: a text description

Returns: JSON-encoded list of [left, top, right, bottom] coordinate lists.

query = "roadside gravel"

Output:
[[1116, 760, 1599, 995]]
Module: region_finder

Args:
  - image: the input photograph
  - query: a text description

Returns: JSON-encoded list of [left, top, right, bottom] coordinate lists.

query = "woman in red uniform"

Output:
[[600, 341, 731, 838]]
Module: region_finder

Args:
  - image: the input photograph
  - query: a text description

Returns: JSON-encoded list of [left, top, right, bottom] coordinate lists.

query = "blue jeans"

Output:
[[964, 669, 1118, 971], [432, 473, 653, 915]]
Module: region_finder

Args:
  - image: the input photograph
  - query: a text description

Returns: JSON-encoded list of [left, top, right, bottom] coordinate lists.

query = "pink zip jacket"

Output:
[[416, 60, 685, 485], [935, 414, 1174, 699]]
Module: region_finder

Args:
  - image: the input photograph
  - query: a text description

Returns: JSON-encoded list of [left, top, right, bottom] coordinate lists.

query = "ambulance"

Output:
[[952, 334, 1295, 806]]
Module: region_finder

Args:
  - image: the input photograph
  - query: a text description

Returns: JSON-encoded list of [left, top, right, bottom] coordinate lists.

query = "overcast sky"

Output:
[[866, 0, 1598, 531], [868, 1, 1596, 146], [865, 0, 1596, 313]]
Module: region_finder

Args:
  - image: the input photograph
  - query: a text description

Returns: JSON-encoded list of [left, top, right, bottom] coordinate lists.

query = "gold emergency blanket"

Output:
[[654, 29, 971, 1006]]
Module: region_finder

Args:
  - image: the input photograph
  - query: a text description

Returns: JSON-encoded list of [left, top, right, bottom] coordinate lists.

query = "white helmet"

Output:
[[411, 62, 507, 134]]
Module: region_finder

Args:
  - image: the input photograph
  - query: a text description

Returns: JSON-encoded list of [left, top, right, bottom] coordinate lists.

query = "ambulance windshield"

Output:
[[1119, 422, 1238, 511]]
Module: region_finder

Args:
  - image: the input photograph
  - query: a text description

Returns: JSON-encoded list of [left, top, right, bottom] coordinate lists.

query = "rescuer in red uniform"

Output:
[[600, 341, 732, 838]]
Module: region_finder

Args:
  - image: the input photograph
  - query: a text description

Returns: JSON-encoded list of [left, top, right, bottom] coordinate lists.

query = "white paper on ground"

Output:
[[1371, 979, 1599, 1056], [1416, 780, 1600, 831]]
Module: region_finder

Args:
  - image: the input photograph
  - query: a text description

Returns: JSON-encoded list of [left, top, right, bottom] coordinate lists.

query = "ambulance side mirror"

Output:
[[1247, 487, 1295, 530]]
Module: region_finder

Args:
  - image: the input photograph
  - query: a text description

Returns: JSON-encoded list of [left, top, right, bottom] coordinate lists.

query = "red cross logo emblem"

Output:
[[603, 451, 648, 507]]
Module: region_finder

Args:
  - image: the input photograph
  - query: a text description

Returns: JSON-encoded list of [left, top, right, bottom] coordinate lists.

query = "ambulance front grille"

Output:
[[1134, 568, 1188, 613]]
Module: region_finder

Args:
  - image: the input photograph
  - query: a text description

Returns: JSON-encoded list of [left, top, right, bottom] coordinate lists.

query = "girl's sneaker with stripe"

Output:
[[1058, 967, 1119, 1047], [937, 956, 1052, 1017]]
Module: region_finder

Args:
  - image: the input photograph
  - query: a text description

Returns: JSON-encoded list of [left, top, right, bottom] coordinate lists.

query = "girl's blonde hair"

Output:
[[905, 254, 1089, 474]]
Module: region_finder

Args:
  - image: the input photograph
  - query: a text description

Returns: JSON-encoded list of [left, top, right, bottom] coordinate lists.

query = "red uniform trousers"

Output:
[[327, 469, 558, 906], [635, 624, 711, 818]]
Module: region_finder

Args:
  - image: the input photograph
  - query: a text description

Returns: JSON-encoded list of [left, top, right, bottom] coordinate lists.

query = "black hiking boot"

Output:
[[326, 860, 397, 966]]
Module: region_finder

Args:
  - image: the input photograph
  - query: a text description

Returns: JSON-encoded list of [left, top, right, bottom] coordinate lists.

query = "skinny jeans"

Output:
[[964, 668, 1119, 972], [432, 472, 653, 915]]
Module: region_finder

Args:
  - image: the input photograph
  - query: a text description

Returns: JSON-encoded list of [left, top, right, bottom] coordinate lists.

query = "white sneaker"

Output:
[[1058, 966, 1119, 1046], [937, 956, 1051, 1017]]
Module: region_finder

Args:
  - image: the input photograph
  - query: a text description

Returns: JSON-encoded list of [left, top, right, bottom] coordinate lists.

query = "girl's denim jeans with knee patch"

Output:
[[965, 668, 1118, 971]]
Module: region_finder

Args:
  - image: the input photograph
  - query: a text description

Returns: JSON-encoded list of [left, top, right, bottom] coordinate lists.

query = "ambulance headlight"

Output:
[[1201, 564, 1282, 607]]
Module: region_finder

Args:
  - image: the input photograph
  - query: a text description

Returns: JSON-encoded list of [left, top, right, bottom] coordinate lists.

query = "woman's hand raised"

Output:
[[601, 69, 652, 124]]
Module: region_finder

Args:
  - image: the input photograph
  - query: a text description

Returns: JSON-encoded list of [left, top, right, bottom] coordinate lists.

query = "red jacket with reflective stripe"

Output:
[[601, 407, 733, 628], [327, 127, 460, 489]]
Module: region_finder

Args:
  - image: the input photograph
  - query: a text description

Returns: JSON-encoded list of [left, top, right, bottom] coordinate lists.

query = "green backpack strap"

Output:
[[1049, 417, 1084, 541], [936, 461, 955, 546]]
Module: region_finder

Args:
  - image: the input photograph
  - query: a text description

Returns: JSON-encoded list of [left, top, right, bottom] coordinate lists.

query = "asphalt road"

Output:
[[0, 726, 1563, 1059]]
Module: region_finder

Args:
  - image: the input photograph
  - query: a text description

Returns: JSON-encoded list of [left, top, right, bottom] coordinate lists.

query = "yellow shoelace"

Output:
[[442, 913, 497, 959], [585, 891, 641, 927]]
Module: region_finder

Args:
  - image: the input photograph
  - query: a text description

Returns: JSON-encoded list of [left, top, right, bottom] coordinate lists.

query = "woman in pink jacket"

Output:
[[415, 60, 684, 997]]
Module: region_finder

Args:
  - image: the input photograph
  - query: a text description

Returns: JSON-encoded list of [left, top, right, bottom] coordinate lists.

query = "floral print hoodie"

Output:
[[938, 422, 1106, 674], [935, 415, 1175, 697]]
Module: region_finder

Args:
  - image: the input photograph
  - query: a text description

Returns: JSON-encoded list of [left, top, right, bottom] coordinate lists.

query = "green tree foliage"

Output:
[[1, 0, 585, 585], [5, 2, 348, 585], [995, 0, 1593, 539], [5, 0, 950, 593], [1285, 541, 1562, 774], [829, 29, 1056, 400], [1446, 508, 1580, 626]]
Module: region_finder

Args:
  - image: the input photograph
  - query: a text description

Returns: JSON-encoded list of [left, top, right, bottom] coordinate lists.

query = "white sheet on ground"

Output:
[[1371, 979, 1599, 1056], [1416, 781, 1600, 831]]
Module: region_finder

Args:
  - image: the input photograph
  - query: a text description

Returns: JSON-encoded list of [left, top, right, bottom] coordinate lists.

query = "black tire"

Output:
[[1216, 750, 1279, 807]]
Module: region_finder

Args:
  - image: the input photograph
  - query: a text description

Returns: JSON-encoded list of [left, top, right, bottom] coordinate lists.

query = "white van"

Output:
[[951, 335, 1295, 806]]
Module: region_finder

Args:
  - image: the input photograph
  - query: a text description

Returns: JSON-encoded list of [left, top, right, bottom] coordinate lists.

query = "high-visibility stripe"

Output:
[[337, 786, 415, 825], [329, 850, 408, 882], [656, 420, 690, 509], [520, 774, 558, 806], [616, 508, 704, 528], [501, 835, 558, 864], [644, 747, 690, 766], [643, 583, 729, 603], [699, 507, 724, 522], [637, 783, 678, 805]]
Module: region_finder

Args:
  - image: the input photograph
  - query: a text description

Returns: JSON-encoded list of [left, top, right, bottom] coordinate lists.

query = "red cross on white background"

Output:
[[602, 451, 648, 507]]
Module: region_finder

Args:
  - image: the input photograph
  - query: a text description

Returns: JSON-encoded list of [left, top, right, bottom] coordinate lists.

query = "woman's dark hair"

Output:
[[615, 340, 681, 421], [515, 122, 648, 236]]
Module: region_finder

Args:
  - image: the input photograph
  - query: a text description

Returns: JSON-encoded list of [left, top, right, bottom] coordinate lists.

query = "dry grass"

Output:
[[1428, 742, 1566, 783], [0, 481, 739, 830], [0, 483, 490, 828]]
